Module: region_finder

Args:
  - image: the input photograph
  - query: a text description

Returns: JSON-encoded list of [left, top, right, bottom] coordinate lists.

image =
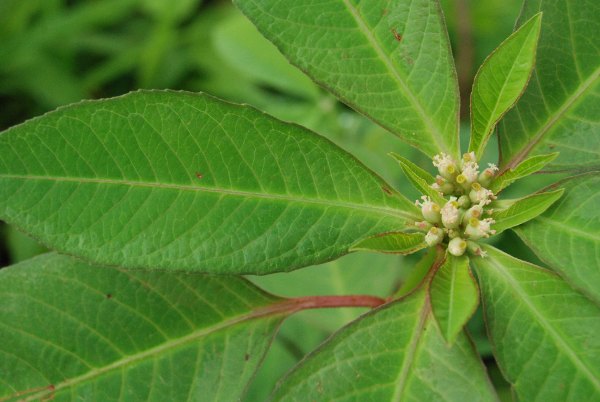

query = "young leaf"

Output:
[[469, 13, 542, 158], [0, 90, 418, 275], [234, 0, 460, 159], [270, 289, 498, 401], [491, 188, 564, 233], [350, 231, 426, 255], [0, 253, 285, 402], [472, 245, 600, 402], [488, 152, 558, 193], [389, 152, 446, 206], [499, 0, 600, 172], [515, 173, 600, 304], [430, 254, 479, 344]]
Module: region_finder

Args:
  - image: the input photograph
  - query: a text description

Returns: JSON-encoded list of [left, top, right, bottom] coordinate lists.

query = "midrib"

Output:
[[0, 173, 414, 221]]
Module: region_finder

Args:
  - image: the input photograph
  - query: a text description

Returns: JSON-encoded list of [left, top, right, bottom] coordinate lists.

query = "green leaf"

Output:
[[270, 289, 498, 401], [234, 0, 460, 159], [472, 245, 600, 402], [430, 254, 479, 344], [491, 188, 563, 233], [515, 173, 600, 304], [389, 152, 446, 206], [498, 0, 600, 172], [350, 231, 426, 255], [488, 152, 558, 194], [0, 90, 418, 274], [469, 13, 542, 158], [0, 253, 285, 401]]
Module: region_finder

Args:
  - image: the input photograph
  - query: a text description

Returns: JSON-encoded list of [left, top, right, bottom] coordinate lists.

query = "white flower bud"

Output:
[[448, 237, 467, 256], [431, 175, 455, 195], [433, 153, 458, 181], [425, 227, 445, 246], [462, 203, 483, 224], [478, 163, 499, 187], [415, 196, 441, 224], [457, 195, 471, 209], [441, 198, 461, 229], [461, 161, 480, 184], [414, 221, 433, 231], [464, 217, 496, 240], [469, 182, 495, 205]]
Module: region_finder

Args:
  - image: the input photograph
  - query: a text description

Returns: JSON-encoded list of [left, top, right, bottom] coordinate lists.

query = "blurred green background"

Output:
[[1, 0, 551, 400]]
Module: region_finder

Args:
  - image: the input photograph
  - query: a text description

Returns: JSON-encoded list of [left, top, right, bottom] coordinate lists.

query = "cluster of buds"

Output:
[[415, 152, 499, 257]]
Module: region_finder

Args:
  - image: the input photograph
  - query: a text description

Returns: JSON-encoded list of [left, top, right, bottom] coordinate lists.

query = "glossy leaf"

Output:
[[491, 188, 563, 233], [270, 289, 498, 401], [0, 253, 285, 402], [472, 246, 600, 402], [0, 90, 418, 274], [390, 152, 446, 206], [488, 152, 558, 194], [234, 0, 460, 159], [350, 231, 426, 255], [469, 13, 541, 158], [499, 0, 600, 171], [515, 173, 600, 304], [430, 254, 479, 344]]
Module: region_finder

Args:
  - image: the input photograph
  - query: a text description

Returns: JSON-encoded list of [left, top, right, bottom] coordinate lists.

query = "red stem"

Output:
[[258, 294, 387, 317]]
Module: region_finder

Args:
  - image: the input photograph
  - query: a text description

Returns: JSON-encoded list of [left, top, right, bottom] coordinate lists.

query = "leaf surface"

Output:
[[469, 13, 541, 158], [0, 253, 285, 402], [491, 188, 563, 233], [350, 231, 426, 254], [234, 0, 460, 158], [430, 255, 479, 344], [271, 289, 498, 402], [498, 0, 600, 171], [515, 173, 600, 304], [488, 152, 558, 194], [472, 245, 600, 402], [0, 90, 417, 274]]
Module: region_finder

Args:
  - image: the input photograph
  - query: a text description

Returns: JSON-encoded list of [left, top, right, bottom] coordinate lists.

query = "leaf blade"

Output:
[[498, 0, 600, 171], [469, 13, 542, 158], [0, 90, 418, 274], [234, 0, 460, 158], [491, 188, 564, 233], [430, 254, 479, 343], [488, 152, 558, 194], [514, 173, 600, 304], [472, 245, 600, 402], [389, 152, 446, 206], [271, 289, 498, 401], [350, 231, 426, 255], [0, 253, 284, 402]]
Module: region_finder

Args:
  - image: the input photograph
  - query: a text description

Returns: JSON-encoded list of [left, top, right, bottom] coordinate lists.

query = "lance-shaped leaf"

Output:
[[0, 253, 286, 402], [472, 245, 600, 402], [515, 173, 600, 304], [270, 289, 498, 402], [389, 152, 446, 206], [488, 152, 558, 194], [430, 254, 479, 344], [0, 90, 418, 274], [350, 231, 426, 254], [491, 188, 563, 233], [234, 0, 460, 159], [499, 0, 600, 172], [469, 13, 542, 158]]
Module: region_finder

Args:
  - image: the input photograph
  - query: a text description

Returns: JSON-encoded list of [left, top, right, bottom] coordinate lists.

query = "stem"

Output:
[[260, 294, 387, 317]]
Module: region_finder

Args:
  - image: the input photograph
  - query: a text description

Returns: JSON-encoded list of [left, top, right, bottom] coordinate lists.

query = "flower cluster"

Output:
[[415, 152, 498, 257]]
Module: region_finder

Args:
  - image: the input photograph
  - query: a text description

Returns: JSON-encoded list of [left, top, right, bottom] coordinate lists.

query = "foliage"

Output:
[[0, 0, 598, 401]]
